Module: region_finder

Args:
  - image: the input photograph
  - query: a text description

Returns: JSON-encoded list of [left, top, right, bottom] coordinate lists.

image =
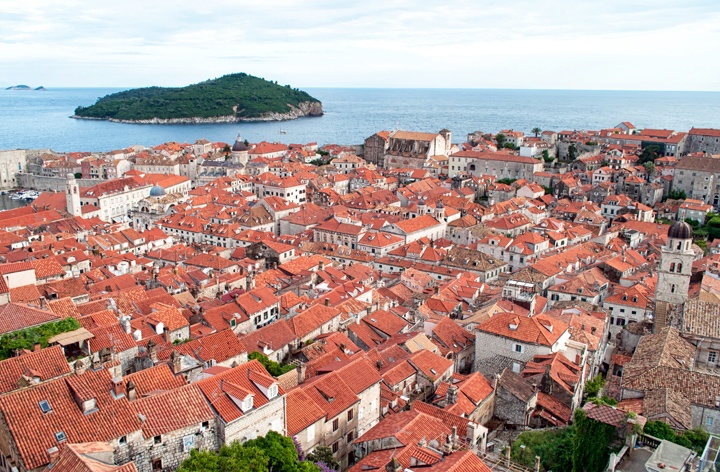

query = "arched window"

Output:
[[677, 263, 683, 273], [676, 241, 682, 250], [670, 262, 676, 272]]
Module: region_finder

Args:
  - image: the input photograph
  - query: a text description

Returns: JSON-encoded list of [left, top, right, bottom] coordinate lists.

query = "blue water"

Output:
[[1, 88, 719, 152]]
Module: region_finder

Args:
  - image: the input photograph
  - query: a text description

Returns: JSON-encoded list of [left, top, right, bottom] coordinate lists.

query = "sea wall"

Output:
[[71, 100, 323, 124], [16, 173, 105, 191]]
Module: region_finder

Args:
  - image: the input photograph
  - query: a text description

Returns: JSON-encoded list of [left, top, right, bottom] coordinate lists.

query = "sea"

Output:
[[1, 87, 719, 153]]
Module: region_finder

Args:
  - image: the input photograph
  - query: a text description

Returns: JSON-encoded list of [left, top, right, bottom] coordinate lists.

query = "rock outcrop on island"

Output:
[[5, 85, 32, 90], [72, 73, 323, 123]]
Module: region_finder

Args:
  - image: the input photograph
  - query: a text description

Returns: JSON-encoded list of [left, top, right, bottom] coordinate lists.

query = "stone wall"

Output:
[[475, 332, 552, 377], [0, 150, 28, 189], [130, 421, 219, 472], [16, 172, 106, 191]]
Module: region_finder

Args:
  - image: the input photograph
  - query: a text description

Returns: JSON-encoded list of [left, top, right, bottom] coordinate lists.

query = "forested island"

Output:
[[72, 73, 323, 123]]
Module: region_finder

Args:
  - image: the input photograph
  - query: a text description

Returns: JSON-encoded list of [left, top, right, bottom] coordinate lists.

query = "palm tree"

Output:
[[532, 127, 542, 138]]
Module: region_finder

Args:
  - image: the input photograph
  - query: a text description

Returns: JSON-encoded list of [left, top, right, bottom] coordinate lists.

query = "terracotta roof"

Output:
[[47, 442, 138, 472], [0, 345, 71, 394], [285, 388, 325, 436], [0, 303, 61, 335], [477, 312, 567, 346], [289, 304, 341, 339], [0, 368, 142, 470]]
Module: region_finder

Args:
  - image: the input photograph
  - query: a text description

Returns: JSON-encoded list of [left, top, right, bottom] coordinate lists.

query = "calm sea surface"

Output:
[[1, 88, 719, 152]]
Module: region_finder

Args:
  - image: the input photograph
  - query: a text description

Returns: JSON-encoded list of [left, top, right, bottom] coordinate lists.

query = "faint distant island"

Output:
[[4, 85, 45, 90], [71, 73, 323, 124]]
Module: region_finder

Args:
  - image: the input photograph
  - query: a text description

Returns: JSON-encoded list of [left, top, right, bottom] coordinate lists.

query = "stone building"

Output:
[[362, 131, 390, 166], [655, 221, 694, 329], [494, 368, 538, 427], [672, 155, 720, 207], [383, 129, 452, 170], [448, 150, 544, 180], [475, 312, 570, 377], [686, 128, 720, 155]]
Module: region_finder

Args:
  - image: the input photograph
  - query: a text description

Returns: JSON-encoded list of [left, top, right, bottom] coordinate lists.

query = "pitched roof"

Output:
[[285, 388, 326, 436], [0, 345, 71, 394], [130, 384, 214, 437], [0, 303, 61, 335], [477, 312, 567, 346]]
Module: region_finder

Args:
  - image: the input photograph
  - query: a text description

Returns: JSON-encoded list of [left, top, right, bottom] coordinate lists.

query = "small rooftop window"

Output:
[[55, 431, 67, 442], [39, 400, 52, 414]]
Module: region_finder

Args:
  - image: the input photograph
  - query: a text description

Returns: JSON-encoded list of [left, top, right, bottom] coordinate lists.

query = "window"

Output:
[[332, 441, 339, 453], [201, 421, 209, 429], [153, 435, 162, 445], [152, 459, 162, 471], [230, 319, 236, 328], [512, 362, 521, 373], [333, 418, 339, 432], [55, 431, 67, 442], [347, 409, 354, 421], [709, 351, 717, 363], [513, 344, 523, 353], [39, 400, 52, 414], [119, 436, 127, 445], [347, 431, 354, 443], [707, 417, 714, 427]]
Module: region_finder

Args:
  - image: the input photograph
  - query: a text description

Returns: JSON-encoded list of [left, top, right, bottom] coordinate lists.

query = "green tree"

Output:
[[512, 427, 575, 472], [666, 190, 687, 201], [584, 375, 604, 399], [643, 161, 655, 176], [572, 409, 615, 472], [178, 432, 320, 472], [568, 143, 578, 161], [495, 133, 506, 149], [307, 446, 340, 471], [248, 351, 295, 377], [639, 144, 660, 164], [532, 127, 542, 137]]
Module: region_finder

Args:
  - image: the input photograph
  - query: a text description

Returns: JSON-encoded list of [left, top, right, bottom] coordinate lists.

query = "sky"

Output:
[[1, 0, 719, 91]]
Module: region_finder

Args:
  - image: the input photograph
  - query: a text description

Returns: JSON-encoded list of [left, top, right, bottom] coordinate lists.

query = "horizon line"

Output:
[[3, 85, 720, 93]]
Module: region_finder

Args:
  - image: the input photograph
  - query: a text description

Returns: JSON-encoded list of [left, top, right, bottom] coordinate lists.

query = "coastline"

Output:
[[70, 99, 323, 125]]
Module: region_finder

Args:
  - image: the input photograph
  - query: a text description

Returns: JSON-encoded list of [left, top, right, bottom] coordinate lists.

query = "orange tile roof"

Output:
[[477, 312, 567, 346]]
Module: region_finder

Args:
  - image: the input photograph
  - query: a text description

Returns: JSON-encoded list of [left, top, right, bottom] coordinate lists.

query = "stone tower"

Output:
[[434, 200, 445, 221], [655, 221, 694, 329], [66, 173, 81, 217]]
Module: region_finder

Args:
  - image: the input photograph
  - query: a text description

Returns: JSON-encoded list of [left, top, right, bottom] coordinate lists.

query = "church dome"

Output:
[[668, 221, 693, 240], [232, 134, 249, 152], [149, 185, 166, 197]]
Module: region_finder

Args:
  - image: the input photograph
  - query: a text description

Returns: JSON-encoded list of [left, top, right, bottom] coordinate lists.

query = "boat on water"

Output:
[[279, 130, 287, 134]]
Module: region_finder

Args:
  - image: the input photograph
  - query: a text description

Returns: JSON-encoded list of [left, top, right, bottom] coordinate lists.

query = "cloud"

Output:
[[0, 0, 718, 90]]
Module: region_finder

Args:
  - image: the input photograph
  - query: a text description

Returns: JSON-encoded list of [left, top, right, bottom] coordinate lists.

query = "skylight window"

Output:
[[55, 431, 67, 442], [39, 400, 52, 414]]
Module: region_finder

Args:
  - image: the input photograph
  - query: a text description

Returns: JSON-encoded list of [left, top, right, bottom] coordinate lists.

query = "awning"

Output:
[[48, 328, 94, 346]]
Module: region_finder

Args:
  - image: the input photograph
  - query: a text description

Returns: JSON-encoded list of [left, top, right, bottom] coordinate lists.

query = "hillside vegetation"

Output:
[[73, 73, 321, 121]]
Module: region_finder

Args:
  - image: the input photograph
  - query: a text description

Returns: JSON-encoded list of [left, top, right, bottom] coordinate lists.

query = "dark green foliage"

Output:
[[568, 144, 577, 161], [74, 172, 82, 178], [496, 178, 517, 185], [503, 143, 519, 150], [639, 144, 660, 164], [666, 190, 687, 201], [585, 141, 598, 146], [707, 216, 720, 241], [306, 446, 340, 471], [532, 127, 542, 137], [512, 427, 575, 472], [572, 409, 615, 472], [179, 432, 320, 472], [0, 318, 81, 360], [644, 421, 709, 454], [248, 351, 295, 377], [584, 375, 604, 399], [74, 73, 321, 120], [542, 186, 553, 195], [495, 133, 506, 149]]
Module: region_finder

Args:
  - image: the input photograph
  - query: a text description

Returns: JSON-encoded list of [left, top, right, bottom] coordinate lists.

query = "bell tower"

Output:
[[66, 173, 81, 217], [655, 221, 694, 329]]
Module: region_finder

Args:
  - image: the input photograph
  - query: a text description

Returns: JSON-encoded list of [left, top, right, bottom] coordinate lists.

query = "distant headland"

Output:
[[5, 85, 45, 91], [71, 73, 323, 124]]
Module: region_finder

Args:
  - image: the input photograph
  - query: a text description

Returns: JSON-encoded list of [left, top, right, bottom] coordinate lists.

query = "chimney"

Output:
[[126, 380, 137, 401], [147, 340, 158, 363], [385, 458, 402, 472], [298, 362, 307, 385], [171, 350, 182, 374], [446, 385, 458, 405], [74, 358, 87, 375], [324, 298, 330, 307], [112, 376, 125, 398], [451, 425, 459, 449], [47, 447, 59, 465]]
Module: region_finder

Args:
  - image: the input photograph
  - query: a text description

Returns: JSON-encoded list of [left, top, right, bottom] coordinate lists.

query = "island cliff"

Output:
[[72, 73, 323, 123]]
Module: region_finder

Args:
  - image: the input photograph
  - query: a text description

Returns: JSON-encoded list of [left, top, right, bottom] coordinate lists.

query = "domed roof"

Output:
[[418, 198, 426, 206], [668, 221, 693, 240], [232, 133, 248, 152], [435, 200, 444, 209], [149, 185, 166, 197]]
